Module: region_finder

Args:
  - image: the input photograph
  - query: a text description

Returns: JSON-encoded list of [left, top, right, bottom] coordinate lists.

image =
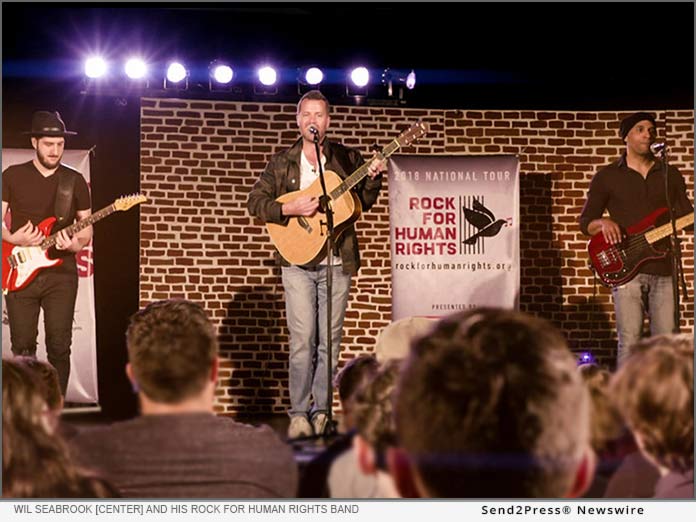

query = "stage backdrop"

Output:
[[2, 149, 98, 403], [388, 155, 520, 320]]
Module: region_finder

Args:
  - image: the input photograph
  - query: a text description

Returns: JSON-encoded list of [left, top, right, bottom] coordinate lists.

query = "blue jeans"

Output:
[[4, 269, 78, 395], [282, 265, 352, 418], [612, 273, 675, 366]]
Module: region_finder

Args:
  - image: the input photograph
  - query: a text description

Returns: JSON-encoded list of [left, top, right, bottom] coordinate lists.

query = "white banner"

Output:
[[389, 155, 520, 320], [2, 149, 99, 404]]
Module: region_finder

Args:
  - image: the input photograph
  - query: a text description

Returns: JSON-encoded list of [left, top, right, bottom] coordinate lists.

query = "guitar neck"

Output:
[[41, 204, 116, 250], [644, 213, 694, 244], [330, 139, 401, 199]]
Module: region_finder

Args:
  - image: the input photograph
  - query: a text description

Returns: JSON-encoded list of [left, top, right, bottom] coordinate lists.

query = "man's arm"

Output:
[[247, 156, 291, 224], [670, 166, 694, 215], [586, 217, 622, 244], [353, 150, 384, 211], [579, 171, 622, 244]]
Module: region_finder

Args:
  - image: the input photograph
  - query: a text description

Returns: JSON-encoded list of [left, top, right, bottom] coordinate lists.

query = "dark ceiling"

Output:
[[2, 2, 694, 110]]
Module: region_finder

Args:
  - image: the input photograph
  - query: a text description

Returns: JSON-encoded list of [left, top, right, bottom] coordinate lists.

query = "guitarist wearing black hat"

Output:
[[2, 110, 92, 395], [579, 112, 693, 366]]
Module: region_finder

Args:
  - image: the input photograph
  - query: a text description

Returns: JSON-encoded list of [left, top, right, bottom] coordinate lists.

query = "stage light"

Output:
[[213, 64, 233, 83], [84, 56, 107, 79], [577, 352, 595, 365], [209, 61, 234, 91], [346, 66, 370, 98], [304, 67, 323, 85], [254, 65, 278, 95], [164, 62, 188, 90], [166, 62, 187, 83], [382, 68, 417, 100], [258, 66, 277, 86], [297, 66, 324, 94], [350, 67, 369, 88], [405, 70, 416, 89], [124, 58, 147, 80]]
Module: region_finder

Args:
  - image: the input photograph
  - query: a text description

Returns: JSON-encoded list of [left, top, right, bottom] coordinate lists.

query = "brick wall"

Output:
[[139, 99, 694, 415]]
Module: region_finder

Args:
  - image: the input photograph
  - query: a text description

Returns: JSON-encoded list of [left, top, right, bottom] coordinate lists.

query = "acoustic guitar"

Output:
[[266, 122, 428, 265]]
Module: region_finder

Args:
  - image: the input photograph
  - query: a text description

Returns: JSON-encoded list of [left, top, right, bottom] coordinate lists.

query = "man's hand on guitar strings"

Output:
[[282, 195, 320, 217], [55, 229, 80, 252], [9, 221, 43, 246], [599, 218, 622, 245]]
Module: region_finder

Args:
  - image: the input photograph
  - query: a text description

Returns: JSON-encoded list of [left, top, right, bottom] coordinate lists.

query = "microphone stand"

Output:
[[312, 129, 337, 438], [659, 147, 686, 333]]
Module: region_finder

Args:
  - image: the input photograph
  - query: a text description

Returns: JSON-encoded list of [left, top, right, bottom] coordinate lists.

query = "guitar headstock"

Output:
[[396, 121, 429, 148], [114, 193, 147, 211]]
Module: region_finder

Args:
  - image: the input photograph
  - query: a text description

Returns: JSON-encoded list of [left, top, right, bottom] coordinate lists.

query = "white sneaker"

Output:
[[312, 413, 328, 435], [287, 416, 313, 438]]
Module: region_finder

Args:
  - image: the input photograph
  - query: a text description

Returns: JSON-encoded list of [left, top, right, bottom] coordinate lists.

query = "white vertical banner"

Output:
[[388, 155, 520, 320], [2, 149, 98, 404]]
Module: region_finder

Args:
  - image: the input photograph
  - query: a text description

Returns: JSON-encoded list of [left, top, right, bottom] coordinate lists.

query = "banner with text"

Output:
[[2, 149, 98, 403], [389, 155, 519, 320]]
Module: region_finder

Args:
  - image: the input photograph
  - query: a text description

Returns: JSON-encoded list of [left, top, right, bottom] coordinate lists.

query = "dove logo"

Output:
[[462, 198, 509, 251]]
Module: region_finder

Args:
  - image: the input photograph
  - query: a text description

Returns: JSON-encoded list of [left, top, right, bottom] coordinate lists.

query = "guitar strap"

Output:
[[54, 169, 76, 232]]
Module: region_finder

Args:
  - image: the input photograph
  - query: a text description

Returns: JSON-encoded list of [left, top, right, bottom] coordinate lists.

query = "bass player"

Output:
[[579, 111, 693, 366], [2, 111, 92, 395]]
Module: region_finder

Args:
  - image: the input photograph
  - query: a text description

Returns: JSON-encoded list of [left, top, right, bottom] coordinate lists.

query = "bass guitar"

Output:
[[266, 121, 428, 266], [2, 194, 146, 294], [588, 207, 694, 287]]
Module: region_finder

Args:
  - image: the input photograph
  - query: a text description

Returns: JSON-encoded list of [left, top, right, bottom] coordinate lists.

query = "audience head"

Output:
[[392, 308, 593, 498], [2, 358, 118, 498], [334, 354, 379, 431], [352, 358, 402, 474], [126, 299, 219, 406], [375, 316, 435, 363], [610, 334, 694, 474], [12, 356, 63, 412], [577, 363, 624, 453]]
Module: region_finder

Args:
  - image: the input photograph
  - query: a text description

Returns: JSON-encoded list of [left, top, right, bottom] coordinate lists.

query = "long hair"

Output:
[[2, 358, 118, 498]]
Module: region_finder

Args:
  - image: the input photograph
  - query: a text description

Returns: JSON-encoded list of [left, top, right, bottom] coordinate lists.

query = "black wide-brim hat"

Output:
[[23, 111, 77, 137]]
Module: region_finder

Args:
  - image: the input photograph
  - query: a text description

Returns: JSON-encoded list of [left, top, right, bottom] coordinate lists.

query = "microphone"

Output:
[[308, 125, 319, 143], [650, 141, 668, 155]]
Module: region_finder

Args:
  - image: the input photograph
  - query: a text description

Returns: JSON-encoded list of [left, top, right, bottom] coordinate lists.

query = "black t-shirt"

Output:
[[2, 160, 91, 273]]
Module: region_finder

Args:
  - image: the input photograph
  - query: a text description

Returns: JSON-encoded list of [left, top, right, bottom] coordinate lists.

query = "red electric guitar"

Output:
[[588, 207, 694, 287], [2, 194, 146, 294]]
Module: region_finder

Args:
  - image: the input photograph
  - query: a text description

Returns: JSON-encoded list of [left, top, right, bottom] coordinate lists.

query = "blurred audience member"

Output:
[[69, 299, 297, 498], [374, 316, 435, 363], [335, 354, 381, 433], [2, 358, 118, 498], [298, 354, 379, 497], [390, 308, 595, 498], [611, 334, 694, 498], [577, 362, 659, 497], [329, 359, 401, 498], [13, 356, 63, 411]]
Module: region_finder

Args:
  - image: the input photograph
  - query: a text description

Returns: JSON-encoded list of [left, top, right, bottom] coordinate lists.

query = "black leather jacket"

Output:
[[247, 137, 382, 275]]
